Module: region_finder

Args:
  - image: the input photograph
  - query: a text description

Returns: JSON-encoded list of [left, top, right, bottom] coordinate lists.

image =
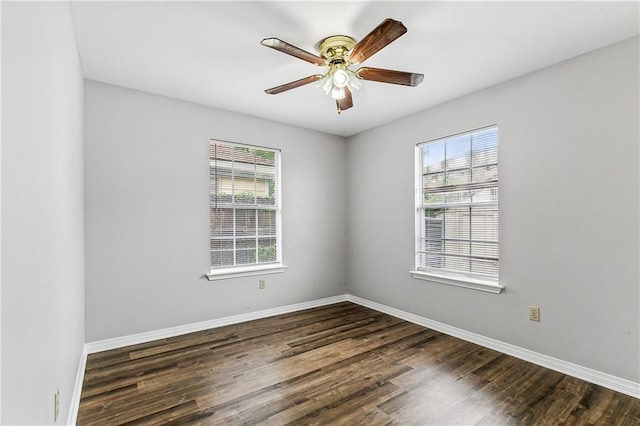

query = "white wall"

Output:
[[347, 37, 639, 382], [84, 81, 348, 342], [1, 2, 85, 424]]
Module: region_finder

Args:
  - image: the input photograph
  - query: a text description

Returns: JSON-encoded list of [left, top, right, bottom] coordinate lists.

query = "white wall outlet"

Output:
[[529, 306, 540, 322], [259, 279, 266, 289], [54, 389, 60, 422]]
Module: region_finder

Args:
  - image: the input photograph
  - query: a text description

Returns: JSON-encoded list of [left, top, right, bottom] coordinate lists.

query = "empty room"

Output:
[[1, 1, 639, 424]]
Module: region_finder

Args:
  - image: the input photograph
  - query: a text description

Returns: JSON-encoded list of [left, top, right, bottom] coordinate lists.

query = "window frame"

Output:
[[410, 126, 503, 294], [206, 140, 286, 281]]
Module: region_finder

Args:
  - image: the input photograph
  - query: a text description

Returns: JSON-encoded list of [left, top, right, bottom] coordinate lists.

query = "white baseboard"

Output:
[[346, 294, 640, 399], [67, 345, 87, 426], [85, 294, 347, 354]]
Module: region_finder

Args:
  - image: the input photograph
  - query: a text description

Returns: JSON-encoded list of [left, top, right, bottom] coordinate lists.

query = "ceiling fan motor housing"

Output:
[[317, 35, 357, 62]]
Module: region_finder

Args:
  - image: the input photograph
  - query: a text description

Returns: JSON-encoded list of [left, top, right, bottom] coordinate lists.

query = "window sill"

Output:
[[207, 264, 287, 281], [409, 270, 503, 294]]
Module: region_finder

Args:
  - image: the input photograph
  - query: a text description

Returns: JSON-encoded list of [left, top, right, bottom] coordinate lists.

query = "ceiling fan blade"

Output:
[[336, 87, 353, 113], [261, 38, 326, 66], [357, 67, 424, 87], [265, 74, 323, 95], [348, 18, 407, 65]]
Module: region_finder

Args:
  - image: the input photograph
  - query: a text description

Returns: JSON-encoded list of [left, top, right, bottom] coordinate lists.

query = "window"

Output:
[[412, 126, 502, 293], [207, 141, 285, 280]]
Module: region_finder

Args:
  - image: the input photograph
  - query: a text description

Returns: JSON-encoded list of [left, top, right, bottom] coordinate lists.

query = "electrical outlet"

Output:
[[529, 306, 540, 322], [54, 389, 60, 422], [259, 279, 266, 289]]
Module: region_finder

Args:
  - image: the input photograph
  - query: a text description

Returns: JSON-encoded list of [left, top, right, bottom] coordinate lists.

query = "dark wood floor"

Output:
[[77, 302, 640, 425]]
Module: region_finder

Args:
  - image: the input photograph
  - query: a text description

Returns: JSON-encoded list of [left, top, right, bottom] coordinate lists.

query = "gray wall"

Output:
[[1, 2, 85, 424], [346, 36, 639, 382], [84, 81, 348, 342]]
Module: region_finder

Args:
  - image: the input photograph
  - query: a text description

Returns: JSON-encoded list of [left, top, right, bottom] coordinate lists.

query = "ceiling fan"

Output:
[[261, 18, 424, 114]]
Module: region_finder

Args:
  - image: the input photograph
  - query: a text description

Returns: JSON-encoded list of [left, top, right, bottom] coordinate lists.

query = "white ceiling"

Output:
[[70, 1, 639, 137]]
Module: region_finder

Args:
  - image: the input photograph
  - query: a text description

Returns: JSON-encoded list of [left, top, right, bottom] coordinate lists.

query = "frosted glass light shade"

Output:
[[347, 70, 362, 92], [333, 69, 349, 88], [317, 74, 333, 95], [331, 85, 345, 100]]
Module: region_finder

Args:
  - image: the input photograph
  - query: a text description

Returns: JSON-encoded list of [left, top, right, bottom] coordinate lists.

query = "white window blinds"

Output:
[[416, 126, 499, 281], [210, 141, 281, 270]]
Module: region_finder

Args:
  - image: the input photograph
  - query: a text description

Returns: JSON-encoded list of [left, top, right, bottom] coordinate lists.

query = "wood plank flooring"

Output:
[[77, 302, 640, 425]]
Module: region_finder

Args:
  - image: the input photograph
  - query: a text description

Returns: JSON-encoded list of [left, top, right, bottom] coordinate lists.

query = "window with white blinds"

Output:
[[209, 141, 282, 275], [415, 126, 499, 286]]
